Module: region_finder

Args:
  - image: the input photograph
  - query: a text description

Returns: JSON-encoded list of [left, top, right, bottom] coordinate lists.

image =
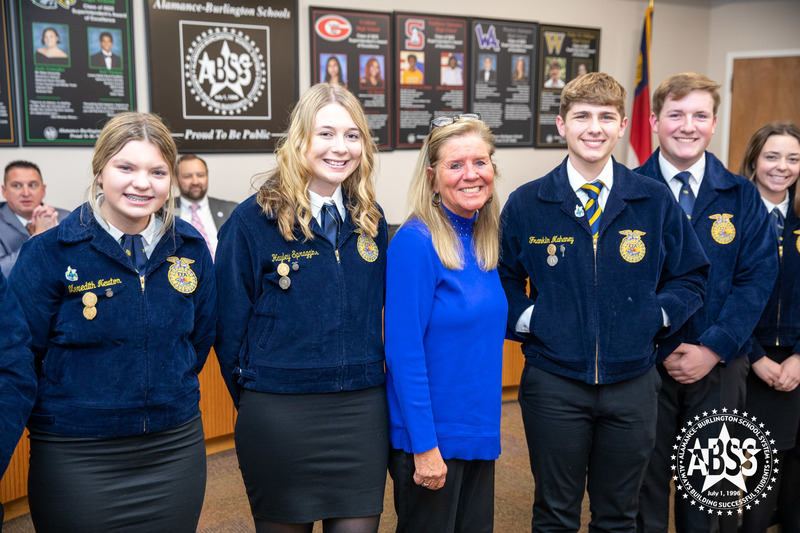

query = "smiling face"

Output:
[[651, 90, 717, 171], [428, 133, 494, 218], [305, 103, 363, 197], [368, 59, 379, 78], [98, 140, 171, 234], [753, 134, 800, 204], [43, 29, 58, 48], [100, 34, 113, 53], [557, 102, 627, 180], [484, 57, 492, 71]]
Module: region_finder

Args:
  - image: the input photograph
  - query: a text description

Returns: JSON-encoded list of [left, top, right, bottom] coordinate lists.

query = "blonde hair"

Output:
[[88, 112, 178, 234], [256, 83, 381, 241], [408, 118, 500, 271]]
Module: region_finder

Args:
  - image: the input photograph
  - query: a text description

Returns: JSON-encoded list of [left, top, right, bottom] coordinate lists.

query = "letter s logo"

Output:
[[404, 19, 425, 50], [315, 15, 352, 42]]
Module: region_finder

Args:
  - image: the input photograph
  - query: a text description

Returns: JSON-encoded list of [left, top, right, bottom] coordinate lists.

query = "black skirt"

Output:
[[235, 385, 389, 523], [746, 346, 800, 450], [28, 416, 206, 533]]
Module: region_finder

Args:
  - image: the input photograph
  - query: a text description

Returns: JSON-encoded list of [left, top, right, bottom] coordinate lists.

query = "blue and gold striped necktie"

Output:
[[581, 181, 604, 239]]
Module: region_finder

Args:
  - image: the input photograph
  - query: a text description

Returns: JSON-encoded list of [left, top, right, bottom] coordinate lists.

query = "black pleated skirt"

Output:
[[235, 385, 389, 523], [28, 416, 207, 533]]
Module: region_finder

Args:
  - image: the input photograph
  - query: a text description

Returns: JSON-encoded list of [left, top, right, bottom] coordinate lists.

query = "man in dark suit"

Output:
[[479, 56, 497, 83], [90, 31, 121, 69], [1, 161, 69, 276], [176, 154, 238, 260]]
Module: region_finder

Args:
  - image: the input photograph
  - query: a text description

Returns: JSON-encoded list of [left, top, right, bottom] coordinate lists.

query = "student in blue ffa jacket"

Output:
[[635, 73, 778, 533], [498, 72, 709, 533], [215, 83, 388, 533], [738, 122, 800, 533], [0, 270, 36, 528], [385, 115, 507, 533], [9, 112, 217, 533]]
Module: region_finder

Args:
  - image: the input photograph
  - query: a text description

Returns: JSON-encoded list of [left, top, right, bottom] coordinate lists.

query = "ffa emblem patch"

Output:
[[795, 230, 800, 253], [619, 230, 646, 263], [167, 257, 198, 294], [64, 266, 78, 281], [356, 230, 379, 262], [709, 214, 735, 244]]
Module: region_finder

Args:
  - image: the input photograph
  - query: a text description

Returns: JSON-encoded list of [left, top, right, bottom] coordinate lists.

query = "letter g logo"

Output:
[[315, 15, 352, 42]]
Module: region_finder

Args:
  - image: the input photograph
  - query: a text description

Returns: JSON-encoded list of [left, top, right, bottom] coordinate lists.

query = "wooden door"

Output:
[[728, 56, 800, 171]]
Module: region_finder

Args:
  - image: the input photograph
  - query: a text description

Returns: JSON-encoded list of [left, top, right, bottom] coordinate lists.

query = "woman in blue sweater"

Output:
[[739, 121, 800, 533], [385, 115, 507, 532]]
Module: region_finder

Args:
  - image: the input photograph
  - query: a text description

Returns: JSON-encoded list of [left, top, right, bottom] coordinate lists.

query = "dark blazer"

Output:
[[90, 51, 121, 69], [178, 196, 238, 231], [0, 270, 36, 475], [480, 69, 497, 82], [0, 202, 70, 276], [215, 194, 387, 406], [499, 157, 709, 385], [9, 205, 216, 438], [636, 149, 778, 363]]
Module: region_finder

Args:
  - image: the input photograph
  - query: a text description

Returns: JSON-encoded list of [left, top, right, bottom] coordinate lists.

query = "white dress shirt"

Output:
[[659, 152, 706, 202], [308, 186, 345, 226], [179, 196, 219, 254]]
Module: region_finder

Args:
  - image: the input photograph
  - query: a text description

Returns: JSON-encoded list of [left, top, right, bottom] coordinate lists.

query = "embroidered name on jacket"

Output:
[[528, 235, 575, 245], [271, 249, 320, 263], [67, 278, 122, 293]]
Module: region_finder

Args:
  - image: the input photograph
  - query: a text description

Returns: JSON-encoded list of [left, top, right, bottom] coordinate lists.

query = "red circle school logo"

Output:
[[315, 15, 352, 42], [673, 408, 775, 516]]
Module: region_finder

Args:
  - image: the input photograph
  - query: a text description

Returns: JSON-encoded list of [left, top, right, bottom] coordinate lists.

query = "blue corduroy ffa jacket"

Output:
[[9, 205, 217, 438], [214, 194, 387, 407], [751, 190, 800, 355], [499, 158, 709, 385], [636, 150, 778, 363], [0, 270, 36, 474]]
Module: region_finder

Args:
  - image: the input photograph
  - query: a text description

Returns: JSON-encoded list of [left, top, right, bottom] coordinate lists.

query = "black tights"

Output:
[[254, 515, 381, 533]]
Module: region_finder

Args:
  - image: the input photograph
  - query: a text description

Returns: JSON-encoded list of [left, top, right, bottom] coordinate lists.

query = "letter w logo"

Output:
[[544, 32, 566, 55], [474, 24, 500, 52]]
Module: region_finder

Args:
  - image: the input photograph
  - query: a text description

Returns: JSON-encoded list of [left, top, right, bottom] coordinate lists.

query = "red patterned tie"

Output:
[[190, 204, 214, 260]]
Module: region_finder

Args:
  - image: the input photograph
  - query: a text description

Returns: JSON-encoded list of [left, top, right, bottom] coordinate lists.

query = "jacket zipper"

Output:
[[776, 244, 783, 346], [593, 235, 599, 384], [140, 271, 148, 432]]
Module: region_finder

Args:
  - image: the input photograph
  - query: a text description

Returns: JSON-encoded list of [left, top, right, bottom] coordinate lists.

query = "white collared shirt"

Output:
[[179, 195, 219, 254], [762, 193, 789, 219], [308, 186, 345, 226], [93, 210, 163, 259], [567, 157, 615, 211], [659, 152, 705, 201]]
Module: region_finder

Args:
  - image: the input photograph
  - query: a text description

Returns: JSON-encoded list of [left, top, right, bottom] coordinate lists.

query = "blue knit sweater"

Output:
[[385, 208, 507, 460]]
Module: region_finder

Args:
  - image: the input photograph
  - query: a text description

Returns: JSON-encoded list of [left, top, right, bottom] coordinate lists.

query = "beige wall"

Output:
[[3, 0, 797, 224]]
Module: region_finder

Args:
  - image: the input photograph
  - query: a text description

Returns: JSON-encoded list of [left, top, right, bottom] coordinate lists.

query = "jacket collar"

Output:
[[538, 157, 651, 237], [640, 149, 739, 224], [56, 203, 195, 272]]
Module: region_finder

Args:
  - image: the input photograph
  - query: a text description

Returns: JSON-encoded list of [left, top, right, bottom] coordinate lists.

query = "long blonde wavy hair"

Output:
[[87, 112, 178, 235], [256, 83, 381, 241], [407, 118, 500, 271]]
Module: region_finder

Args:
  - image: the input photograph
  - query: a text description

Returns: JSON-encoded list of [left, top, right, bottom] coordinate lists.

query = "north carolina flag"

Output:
[[628, 1, 653, 168]]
